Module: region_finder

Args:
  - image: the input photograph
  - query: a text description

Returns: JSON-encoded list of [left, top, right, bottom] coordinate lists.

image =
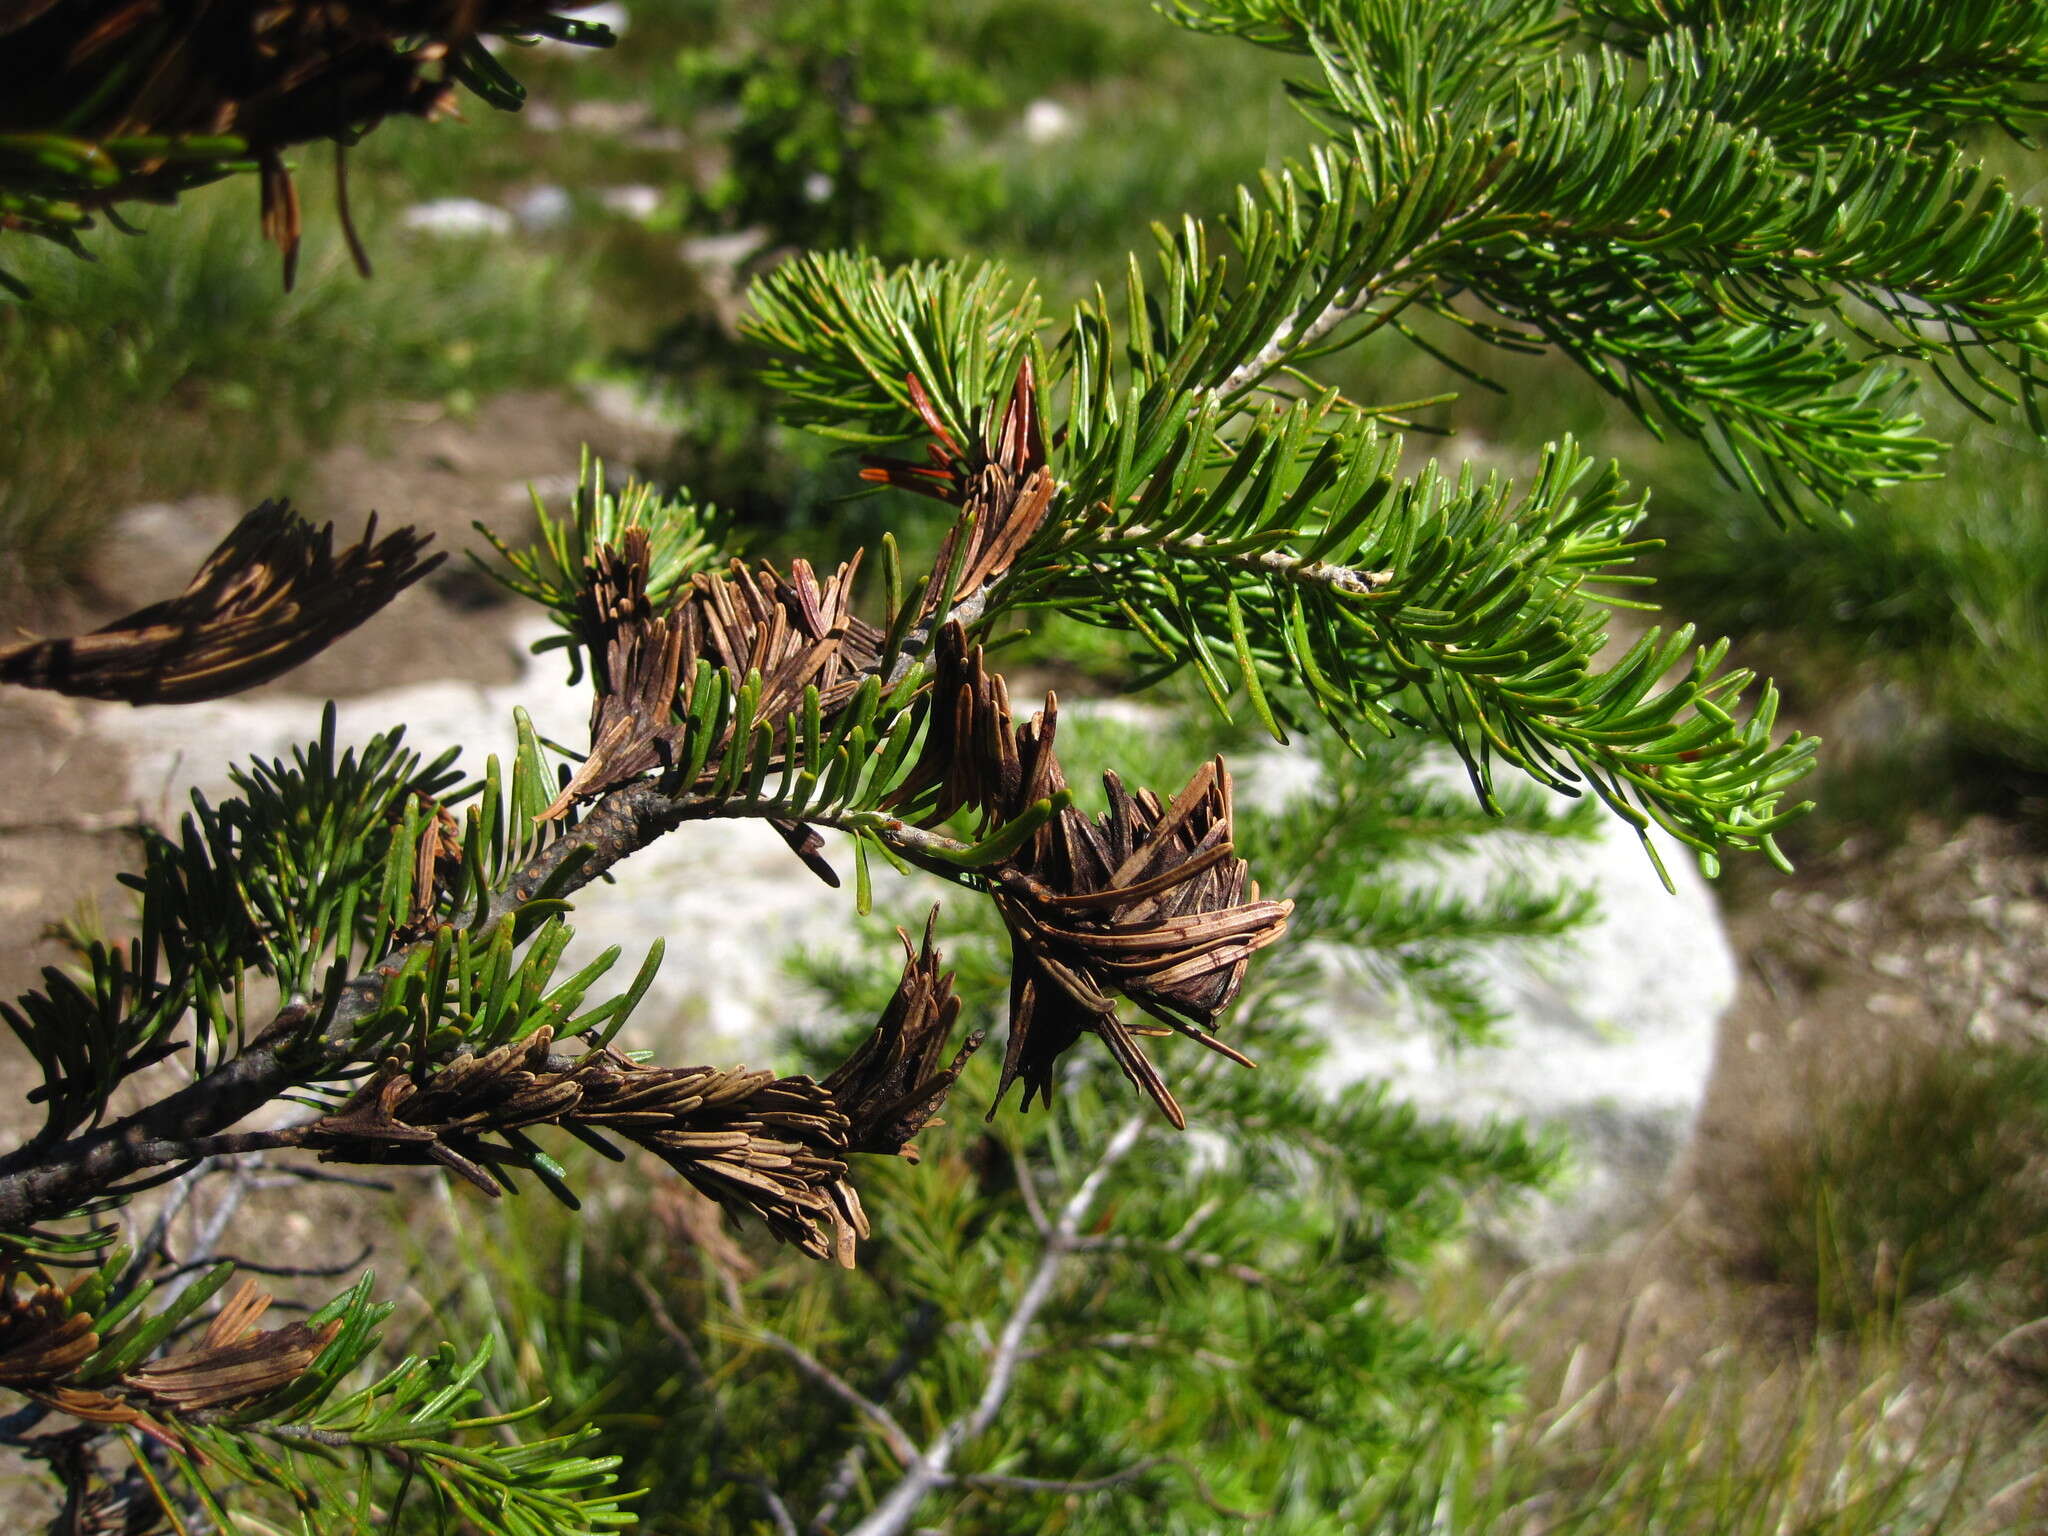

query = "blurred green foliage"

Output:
[[1646, 420, 2048, 799], [0, 181, 591, 590], [673, 0, 1001, 255], [651, 0, 1305, 266]]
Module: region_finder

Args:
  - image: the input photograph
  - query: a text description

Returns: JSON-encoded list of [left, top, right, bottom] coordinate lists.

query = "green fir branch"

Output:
[[744, 254, 1046, 447]]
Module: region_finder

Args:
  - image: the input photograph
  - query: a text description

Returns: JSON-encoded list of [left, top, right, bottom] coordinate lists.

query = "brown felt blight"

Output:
[[0, 501, 439, 704], [0, 1, 615, 282], [896, 622, 1290, 1130]]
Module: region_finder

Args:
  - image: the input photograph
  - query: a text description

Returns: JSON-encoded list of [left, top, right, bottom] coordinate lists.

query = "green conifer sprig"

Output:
[[0, 704, 661, 1245], [342, 911, 661, 1089], [1, 1252, 631, 1533], [1010, 414, 1812, 871], [744, 254, 1047, 448], [474, 457, 726, 684], [1159, 0, 2048, 512], [1580, 0, 2048, 144], [745, 284, 1815, 873], [175, 1351, 634, 1536], [3, 714, 462, 1149], [157, 1283, 636, 1534]]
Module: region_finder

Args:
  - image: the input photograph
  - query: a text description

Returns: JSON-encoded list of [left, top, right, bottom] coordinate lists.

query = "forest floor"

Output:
[[1477, 810, 2048, 1478]]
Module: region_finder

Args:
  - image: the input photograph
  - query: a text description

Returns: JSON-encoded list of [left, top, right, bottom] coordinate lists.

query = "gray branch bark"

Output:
[[841, 1113, 1147, 1536]]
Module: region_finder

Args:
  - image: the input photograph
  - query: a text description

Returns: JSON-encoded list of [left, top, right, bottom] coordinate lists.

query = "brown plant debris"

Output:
[[900, 625, 1289, 1129], [889, 621, 1027, 825], [402, 793, 466, 937], [0, 1270, 99, 1391], [0, 1268, 142, 1432], [546, 544, 884, 881], [622, 1063, 865, 1268], [860, 358, 1057, 614], [678, 554, 884, 725], [0, 1, 611, 276], [541, 528, 688, 820], [123, 1277, 339, 1414], [824, 909, 983, 1161], [304, 1027, 869, 1265], [0, 1267, 331, 1440], [676, 556, 881, 887], [991, 739, 1287, 1129], [0, 500, 440, 704]]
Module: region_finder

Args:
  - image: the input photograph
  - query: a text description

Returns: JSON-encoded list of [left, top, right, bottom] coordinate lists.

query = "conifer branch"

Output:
[[841, 1112, 1148, 1536], [750, 1330, 920, 1467], [0, 785, 983, 1233], [14, 3, 2048, 1522], [1212, 286, 1381, 400]]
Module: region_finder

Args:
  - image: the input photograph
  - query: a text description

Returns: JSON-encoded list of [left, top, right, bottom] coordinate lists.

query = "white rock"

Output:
[[679, 228, 769, 273], [502, 472, 584, 511], [679, 228, 771, 328], [93, 497, 243, 590], [583, 377, 687, 434], [567, 99, 649, 135], [627, 126, 689, 154], [1319, 770, 1735, 1262], [400, 198, 514, 237], [599, 184, 663, 222], [511, 184, 573, 232], [1022, 98, 1076, 144]]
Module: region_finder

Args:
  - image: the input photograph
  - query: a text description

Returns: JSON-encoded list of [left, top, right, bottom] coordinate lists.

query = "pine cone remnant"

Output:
[[0, 501, 439, 704]]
